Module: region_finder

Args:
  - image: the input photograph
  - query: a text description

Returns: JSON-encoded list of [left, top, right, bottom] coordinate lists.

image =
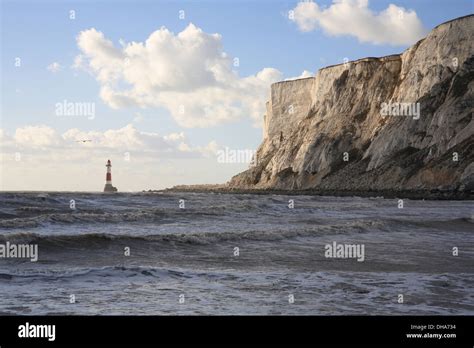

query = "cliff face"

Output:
[[229, 15, 474, 192]]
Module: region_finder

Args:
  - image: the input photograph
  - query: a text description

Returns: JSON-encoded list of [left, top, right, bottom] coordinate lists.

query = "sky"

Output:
[[1, 0, 473, 191]]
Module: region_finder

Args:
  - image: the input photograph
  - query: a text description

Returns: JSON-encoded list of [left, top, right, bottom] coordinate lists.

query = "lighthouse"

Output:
[[103, 159, 118, 192]]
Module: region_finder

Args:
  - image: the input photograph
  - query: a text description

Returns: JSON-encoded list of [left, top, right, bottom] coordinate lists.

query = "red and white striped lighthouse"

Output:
[[103, 159, 118, 192]]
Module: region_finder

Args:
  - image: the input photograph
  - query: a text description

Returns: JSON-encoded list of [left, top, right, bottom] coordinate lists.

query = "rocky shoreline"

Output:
[[158, 185, 473, 200]]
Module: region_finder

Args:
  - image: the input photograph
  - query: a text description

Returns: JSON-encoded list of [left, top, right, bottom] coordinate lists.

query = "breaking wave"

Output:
[[0, 219, 390, 247], [0, 265, 194, 280]]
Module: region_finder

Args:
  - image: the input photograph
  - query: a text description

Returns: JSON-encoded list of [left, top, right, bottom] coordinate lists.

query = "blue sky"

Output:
[[1, 0, 472, 191]]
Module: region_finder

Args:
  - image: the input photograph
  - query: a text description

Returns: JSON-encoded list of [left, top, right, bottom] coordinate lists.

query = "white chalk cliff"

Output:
[[229, 15, 474, 192]]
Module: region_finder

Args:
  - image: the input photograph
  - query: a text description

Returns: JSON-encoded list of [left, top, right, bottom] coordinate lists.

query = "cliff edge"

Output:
[[229, 15, 474, 192]]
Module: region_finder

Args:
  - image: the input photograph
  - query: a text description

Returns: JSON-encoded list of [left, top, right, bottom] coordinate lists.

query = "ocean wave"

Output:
[[1, 215, 470, 247], [0, 265, 188, 280], [0, 230, 313, 246], [408, 217, 473, 229], [0, 193, 64, 205], [0, 201, 273, 229], [0, 209, 173, 228], [0, 219, 390, 247]]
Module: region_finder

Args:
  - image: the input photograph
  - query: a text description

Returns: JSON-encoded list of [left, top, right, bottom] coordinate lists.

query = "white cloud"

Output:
[[75, 24, 283, 128], [163, 132, 185, 142], [3, 124, 216, 159], [290, 0, 427, 45], [299, 70, 314, 78], [47, 62, 62, 73], [14, 125, 61, 147], [285, 70, 314, 81]]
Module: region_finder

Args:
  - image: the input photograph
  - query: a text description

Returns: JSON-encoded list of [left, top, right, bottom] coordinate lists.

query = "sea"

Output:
[[0, 191, 473, 315]]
